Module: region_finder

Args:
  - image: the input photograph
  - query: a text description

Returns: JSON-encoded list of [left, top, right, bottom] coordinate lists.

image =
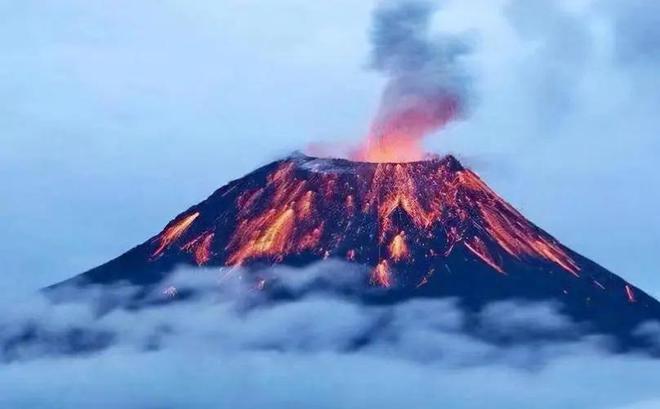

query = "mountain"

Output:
[[54, 153, 660, 349]]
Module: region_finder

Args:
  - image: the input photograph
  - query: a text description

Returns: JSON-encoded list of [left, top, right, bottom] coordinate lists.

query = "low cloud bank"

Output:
[[1, 262, 659, 409]]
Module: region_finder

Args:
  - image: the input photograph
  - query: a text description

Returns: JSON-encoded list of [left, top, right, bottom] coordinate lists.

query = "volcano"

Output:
[[55, 153, 660, 348]]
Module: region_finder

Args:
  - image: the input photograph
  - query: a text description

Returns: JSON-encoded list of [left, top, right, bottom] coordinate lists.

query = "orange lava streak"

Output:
[[228, 208, 295, 265], [389, 232, 409, 262], [477, 202, 580, 276], [182, 232, 215, 265], [297, 190, 315, 218], [226, 163, 334, 265], [268, 162, 295, 184], [237, 188, 264, 210], [371, 260, 392, 288], [453, 170, 581, 276], [220, 157, 586, 288], [625, 285, 636, 303], [458, 170, 532, 222], [464, 236, 505, 274], [267, 163, 308, 205], [531, 240, 581, 276], [152, 212, 200, 258], [366, 164, 439, 240]]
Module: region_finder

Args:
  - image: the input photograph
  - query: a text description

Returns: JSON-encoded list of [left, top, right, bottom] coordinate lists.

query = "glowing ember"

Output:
[[371, 260, 392, 288], [227, 207, 296, 265], [389, 232, 409, 262], [183, 232, 215, 265], [364, 164, 438, 239], [297, 190, 315, 218], [152, 212, 200, 259]]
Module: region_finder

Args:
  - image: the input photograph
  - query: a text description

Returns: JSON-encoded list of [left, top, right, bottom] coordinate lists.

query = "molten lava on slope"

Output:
[[58, 154, 660, 347]]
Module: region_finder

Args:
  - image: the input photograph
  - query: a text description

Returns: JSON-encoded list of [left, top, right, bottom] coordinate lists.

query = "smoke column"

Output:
[[354, 0, 472, 162]]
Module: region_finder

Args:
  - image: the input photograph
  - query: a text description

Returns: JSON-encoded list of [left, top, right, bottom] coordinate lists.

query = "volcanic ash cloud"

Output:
[[354, 0, 472, 162]]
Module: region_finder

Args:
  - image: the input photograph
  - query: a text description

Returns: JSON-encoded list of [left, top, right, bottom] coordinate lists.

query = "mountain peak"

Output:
[[55, 153, 660, 348], [289, 151, 464, 169]]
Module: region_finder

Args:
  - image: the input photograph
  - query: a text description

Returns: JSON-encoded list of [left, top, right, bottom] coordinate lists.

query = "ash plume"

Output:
[[355, 0, 472, 162]]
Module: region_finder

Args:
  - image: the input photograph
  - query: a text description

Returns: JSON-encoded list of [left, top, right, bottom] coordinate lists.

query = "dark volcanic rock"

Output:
[[51, 153, 660, 351]]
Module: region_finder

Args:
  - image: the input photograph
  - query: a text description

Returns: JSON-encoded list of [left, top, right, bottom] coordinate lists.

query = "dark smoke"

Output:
[[367, 0, 472, 146]]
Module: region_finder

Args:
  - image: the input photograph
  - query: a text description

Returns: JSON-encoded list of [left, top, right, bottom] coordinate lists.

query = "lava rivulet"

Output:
[[63, 153, 660, 350], [218, 156, 584, 280], [389, 233, 409, 262], [371, 260, 392, 288], [148, 156, 582, 278], [182, 232, 215, 265], [151, 211, 200, 259], [144, 154, 638, 303]]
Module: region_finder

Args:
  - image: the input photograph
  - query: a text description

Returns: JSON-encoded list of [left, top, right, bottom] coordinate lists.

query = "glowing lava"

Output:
[[138, 154, 646, 312], [465, 236, 504, 274], [182, 232, 215, 265], [151, 212, 200, 259], [371, 260, 392, 288], [63, 153, 660, 349], [389, 232, 409, 262], [218, 157, 582, 279], [352, 97, 459, 163]]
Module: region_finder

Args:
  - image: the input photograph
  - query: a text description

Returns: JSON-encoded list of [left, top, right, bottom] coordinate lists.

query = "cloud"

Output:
[[1, 263, 660, 408], [504, 0, 592, 129], [607, 0, 660, 66]]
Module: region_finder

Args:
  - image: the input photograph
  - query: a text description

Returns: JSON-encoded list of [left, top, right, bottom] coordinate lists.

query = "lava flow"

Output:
[[144, 154, 601, 288], [60, 153, 660, 347], [144, 154, 601, 292]]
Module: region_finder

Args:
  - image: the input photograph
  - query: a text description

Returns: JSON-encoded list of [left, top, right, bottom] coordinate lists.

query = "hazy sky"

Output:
[[2, 0, 659, 297]]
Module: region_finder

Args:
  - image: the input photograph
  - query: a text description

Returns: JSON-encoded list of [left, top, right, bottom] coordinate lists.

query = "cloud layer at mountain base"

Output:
[[1, 264, 659, 409]]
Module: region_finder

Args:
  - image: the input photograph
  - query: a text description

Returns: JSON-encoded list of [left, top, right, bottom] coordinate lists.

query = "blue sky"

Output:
[[2, 0, 659, 300]]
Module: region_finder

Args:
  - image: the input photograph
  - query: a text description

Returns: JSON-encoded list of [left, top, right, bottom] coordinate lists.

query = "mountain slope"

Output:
[[54, 154, 660, 347]]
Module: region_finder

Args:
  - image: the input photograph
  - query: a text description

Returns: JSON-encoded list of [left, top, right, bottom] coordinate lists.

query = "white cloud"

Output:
[[1, 263, 659, 408]]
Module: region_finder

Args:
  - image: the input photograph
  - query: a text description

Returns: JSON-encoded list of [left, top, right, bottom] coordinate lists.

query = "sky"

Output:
[[1, 1, 660, 407], [2, 0, 660, 296]]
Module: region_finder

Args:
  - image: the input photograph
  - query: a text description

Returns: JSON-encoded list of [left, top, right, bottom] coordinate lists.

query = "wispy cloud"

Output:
[[1, 263, 659, 409]]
